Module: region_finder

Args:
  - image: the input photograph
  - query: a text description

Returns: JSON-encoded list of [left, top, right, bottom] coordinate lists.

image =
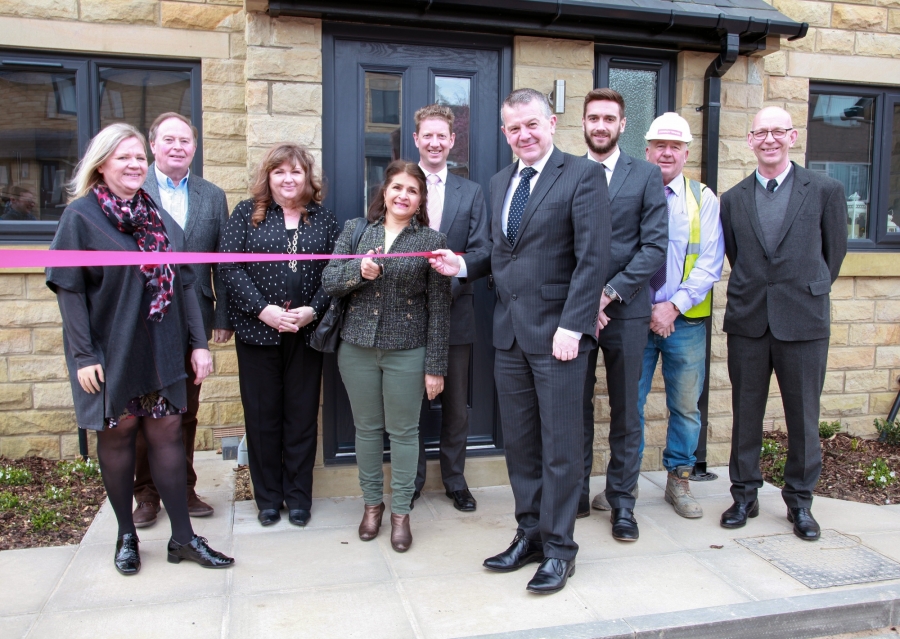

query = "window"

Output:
[[808, 83, 900, 250], [595, 49, 675, 159], [0, 50, 201, 243]]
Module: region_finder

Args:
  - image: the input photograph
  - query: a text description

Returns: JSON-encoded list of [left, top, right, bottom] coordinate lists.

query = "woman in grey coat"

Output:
[[322, 160, 451, 553]]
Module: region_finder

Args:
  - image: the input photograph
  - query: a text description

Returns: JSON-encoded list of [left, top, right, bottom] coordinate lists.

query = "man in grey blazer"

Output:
[[132, 112, 233, 528], [719, 106, 847, 541], [432, 88, 609, 594], [411, 104, 491, 511], [580, 89, 667, 542]]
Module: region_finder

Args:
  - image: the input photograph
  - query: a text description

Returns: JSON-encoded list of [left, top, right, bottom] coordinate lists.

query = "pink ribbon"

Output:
[[0, 249, 440, 269]]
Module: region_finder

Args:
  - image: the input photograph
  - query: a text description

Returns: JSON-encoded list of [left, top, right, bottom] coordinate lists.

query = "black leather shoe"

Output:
[[787, 507, 820, 541], [167, 535, 234, 568], [288, 509, 311, 527], [409, 490, 421, 510], [446, 488, 477, 512], [610, 508, 639, 541], [114, 533, 140, 576], [576, 496, 590, 519], [257, 509, 280, 526], [526, 558, 575, 594], [720, 500, 759, 529], [483, 533, 544, 572]]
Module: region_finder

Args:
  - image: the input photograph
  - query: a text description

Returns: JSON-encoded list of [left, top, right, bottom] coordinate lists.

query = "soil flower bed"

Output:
[[0, 456, 106, 551]]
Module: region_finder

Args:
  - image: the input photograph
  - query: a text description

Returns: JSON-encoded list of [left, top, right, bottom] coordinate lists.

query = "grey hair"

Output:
[[69, 123, 147, 200], [501, 88, 552, 123]]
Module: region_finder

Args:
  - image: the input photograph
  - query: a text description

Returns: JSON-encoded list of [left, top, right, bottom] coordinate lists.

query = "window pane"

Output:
[[807, 93, 875, 240], [364, 72, 402, 211], [0, 69, 79, 222], [609, 67, 658, 159], [890, 103, 900, 234], [98, 67, 191, 141], [435, 76, 470, 180]]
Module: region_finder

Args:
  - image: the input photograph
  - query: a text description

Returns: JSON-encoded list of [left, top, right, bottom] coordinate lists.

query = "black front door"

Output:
[[321, 26, 511, 463]]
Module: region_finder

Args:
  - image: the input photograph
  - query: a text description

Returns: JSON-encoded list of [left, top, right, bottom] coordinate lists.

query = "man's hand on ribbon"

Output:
[[429, 249, 461, 277], [552, 329, 579, 362]]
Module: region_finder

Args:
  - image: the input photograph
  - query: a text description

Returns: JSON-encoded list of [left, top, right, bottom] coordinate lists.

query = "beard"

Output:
[[584, 127, 620, 156]]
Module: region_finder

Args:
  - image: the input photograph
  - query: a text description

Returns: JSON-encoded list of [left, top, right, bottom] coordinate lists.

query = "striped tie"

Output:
[[649, 185, 675, 294], [506, 166, 536, 244]]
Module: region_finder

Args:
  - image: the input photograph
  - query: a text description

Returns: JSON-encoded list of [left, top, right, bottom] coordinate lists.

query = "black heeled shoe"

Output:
[[114, 533, 141, 576], [167, 535, 234, 569]]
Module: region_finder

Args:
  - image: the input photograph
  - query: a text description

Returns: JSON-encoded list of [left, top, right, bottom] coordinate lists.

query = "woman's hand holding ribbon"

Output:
[[360, 247, 383, 281]]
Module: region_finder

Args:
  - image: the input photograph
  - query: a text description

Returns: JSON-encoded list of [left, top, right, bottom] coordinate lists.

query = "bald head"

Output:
[[751, 106, 792, 131], [748, 106, 798, 178]]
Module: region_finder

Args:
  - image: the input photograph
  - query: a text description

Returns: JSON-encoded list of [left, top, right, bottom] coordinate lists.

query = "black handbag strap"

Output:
[[350, 217, 368, 255]]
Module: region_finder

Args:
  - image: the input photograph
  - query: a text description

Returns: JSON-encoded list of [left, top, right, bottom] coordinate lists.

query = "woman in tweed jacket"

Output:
[[322, 160, 451, 553]]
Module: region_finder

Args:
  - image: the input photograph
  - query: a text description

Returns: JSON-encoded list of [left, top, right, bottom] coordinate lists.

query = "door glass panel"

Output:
[[807, 92, 875, 239], [98, 67, 191, 143], [0, 69, 79, 222], [609, 67, 658, 159], [364, 72, 402, 211], [435, 76, 470, 180], [889, 103, 900, 234]]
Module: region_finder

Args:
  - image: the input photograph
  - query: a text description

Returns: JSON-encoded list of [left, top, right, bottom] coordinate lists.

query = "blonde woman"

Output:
[[46, 123, 234, 575]]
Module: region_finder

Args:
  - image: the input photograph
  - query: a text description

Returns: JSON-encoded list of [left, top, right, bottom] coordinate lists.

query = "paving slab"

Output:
[[0, 545, 75, 615], [0, 614, 37, 639]]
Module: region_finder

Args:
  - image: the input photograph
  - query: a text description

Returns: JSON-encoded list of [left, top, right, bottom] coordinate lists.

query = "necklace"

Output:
[[287, 227, 299, 272]]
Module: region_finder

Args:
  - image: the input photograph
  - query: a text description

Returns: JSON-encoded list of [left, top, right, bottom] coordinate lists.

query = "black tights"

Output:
[[96, 415, 194, 544]]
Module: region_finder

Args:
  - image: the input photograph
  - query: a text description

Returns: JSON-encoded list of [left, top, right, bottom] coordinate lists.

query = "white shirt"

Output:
[[420, 163, 470, 277], [587, 145, 620, 185], [654, 174, 725, 313], [154, 164, 190, 229], [755, 163, 792, 192]]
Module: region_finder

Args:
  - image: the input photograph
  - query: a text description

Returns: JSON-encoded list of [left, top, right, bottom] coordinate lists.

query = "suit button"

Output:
[[512, 294, 517, 301], [511, 255, 517, 261], [768, 282, 774, 287]]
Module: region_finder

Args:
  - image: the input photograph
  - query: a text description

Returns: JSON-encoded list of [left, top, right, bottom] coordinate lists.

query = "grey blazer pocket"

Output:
[[808, 279, 831, 296], [541, 284, 570, 300], [200, 283, 216, 300]]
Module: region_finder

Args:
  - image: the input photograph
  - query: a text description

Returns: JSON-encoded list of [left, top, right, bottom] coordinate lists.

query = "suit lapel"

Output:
[[607, 152, 632, 202], [740, 175, 767, 254], [772, 163, 810, 251], [439, 172, 462, 235], [493, 162, 516, 247], [513, 147, 563, 245], [143, 165, 163, 213], [184, 174, 203, 243]]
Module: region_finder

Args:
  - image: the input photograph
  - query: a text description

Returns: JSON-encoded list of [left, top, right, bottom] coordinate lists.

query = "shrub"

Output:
[[0, 491, 22, 510], [866, 457, 896, 487], [875, 418, 900, 446], [44, 486, 72, 502], [56, 458, 101, 480], [30, 508, 62, 531], [819, 420, 841, 438], [0, 466, 32, 486], [761, 438, 784, 457]]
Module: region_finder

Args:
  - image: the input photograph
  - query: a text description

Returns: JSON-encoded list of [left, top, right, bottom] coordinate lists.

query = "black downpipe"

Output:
[[692, 32, 739, 480]]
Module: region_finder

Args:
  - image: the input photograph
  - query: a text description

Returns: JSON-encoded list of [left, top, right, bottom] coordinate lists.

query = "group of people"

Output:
[[49, 84, 847, 590]]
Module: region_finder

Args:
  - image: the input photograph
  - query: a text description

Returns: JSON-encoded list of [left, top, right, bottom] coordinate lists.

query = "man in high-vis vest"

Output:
[[639, 113, 725, 518]]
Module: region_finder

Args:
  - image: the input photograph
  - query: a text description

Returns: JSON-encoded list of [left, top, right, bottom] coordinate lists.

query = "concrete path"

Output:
[[3, 453, 900, 638]]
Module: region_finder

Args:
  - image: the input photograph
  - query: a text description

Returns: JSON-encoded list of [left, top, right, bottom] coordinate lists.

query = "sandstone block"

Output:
[[678, 51, 716, 80], [857, 277, 900, 298], [214, 350, 239, 375], [593, 395, 611, 421], [767, 76, 809, 102], [844, 369, 891, 393], [553, 128, 588, 157], [60, 433, 80, 459], [246, 11, 273, 46], [203, 85, 246, 112], [246, 81, 269, 114], [832, 299, 874, 322], [781, 28, 818, 52], [706, 443, 732, 467], [840, 415, 879, 437], [200, 166, 248, 193], [890, 8, 900, 32], [25, 274, 55, 300], [271, 82, 322, 116], [823, 371, 845, 393], [711, 334, 728, 361], [830, 276, 854, 299], [876, 346, 900, 368], [880, 0, 900, 9], [641, 447, 662, 471], [722, 83, 756, 109], [719, 138, 757, 168], [830, 323, 850, 346], [827, 346, 876, 369], [204, 112, 246, 141], [872, 392, 899, 415], [677, 79, 704, 109], [203, 59, 246, 85], [247, 46, 321, 82], [833, 4, 887, 30], [708, 416, 733, 443], [643, 420, 669, 447], [8, 356, 67, 382], [32, 382, 74, 409], [785, 102, 810, 127], [231, 31, 247, 60], [514, 36, 593, 70], [200, 376, 240, 401], [708, 361, 731, 390], [876, 300, 900, 322], [195, 427, 214, 451], [773, 0, 833, 27], [247, 114, 320, 148], [0, 410, 76, 436], [820, 392, 870, 416], [204, 139, 247, 167], [161, 2, 241, 31], [718, 168, 750, 193], [0, 436, 59, 459], [218, 401, 245, 425], [720, 111, 750, 138], [708, 390, 733, 416], [196, 401, 216, 427], [273, 16, 321, 47], [817, 28, 856, 53], [850, 323, 900, 346], [514, 67, 593, 101], [80, 0, 157, 25], [0, 363, 7, 383], [0, 384, 32, 410], [32, 328, 63, 354], [642, 392, 669, 421], [0, 330, 31, 355], [0, 0, 77, 19], [0, 275, 24, 299]]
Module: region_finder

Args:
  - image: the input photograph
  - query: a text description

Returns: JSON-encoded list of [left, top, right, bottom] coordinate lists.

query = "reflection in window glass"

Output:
[[0, 70, 79, 222], [364, 72, 402, 212], [435, 76, 470, 180], [99, 67, 191, 144], [807, 93, 875, 239], [609, 68, 658, 159], [890, 104, 900, 234]]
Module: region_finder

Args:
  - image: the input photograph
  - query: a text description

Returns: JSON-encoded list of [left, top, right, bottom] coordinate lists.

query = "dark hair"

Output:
[[148, 112, 198, 144], [366, 160, 429, 227], [250, 143, 324, 227], [583, 88, 626, 119], [414, 104, 454, 133]]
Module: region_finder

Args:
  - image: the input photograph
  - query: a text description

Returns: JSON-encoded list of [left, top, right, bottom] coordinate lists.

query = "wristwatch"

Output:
[[603, 284, 620, 302]]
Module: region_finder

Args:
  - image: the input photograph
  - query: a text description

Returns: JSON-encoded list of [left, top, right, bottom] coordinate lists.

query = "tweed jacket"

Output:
[[143, 164, 231, 339], [720, 162, 847, 341], [220, 198, 340, 346], [321, 217, 451, 376]]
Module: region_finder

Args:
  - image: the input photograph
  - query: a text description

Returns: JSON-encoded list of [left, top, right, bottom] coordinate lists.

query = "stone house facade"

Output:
[[0, 0, 897, 494]]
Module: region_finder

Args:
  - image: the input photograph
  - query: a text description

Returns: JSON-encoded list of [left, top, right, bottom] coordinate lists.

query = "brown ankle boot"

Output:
[[359, 503, 385, 541], [390, 513, 412, 552]]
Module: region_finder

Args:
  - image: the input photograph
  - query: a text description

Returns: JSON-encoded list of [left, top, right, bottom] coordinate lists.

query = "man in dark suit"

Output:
[[132, 112, 233, 528], [432, 88, 609, 594], [411, 104, 491, 512], [719, 106, 847, 541], [580, 89, 667, 542]]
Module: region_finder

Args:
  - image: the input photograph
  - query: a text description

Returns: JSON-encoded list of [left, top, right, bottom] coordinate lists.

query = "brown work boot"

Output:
[[591, 484, 639, 511], [187, 493, 214, 517], [133, 502, 160, 528], [390, 513, 412, 553], [665, 466, 703, 519], [358, 502, 385, 541]]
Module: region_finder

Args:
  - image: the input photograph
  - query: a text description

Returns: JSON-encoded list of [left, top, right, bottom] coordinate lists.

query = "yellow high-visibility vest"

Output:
[[682, 177, 712, 318]]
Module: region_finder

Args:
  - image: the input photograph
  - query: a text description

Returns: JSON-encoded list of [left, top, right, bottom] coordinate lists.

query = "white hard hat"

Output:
[[645, 112, 693, 143]]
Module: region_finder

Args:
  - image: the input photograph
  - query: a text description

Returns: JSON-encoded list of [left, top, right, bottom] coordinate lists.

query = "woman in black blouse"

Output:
[[221, 143, 339, 528]]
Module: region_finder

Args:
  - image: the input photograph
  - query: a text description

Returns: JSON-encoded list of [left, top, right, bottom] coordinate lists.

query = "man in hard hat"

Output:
[[640, 112, 724, 518]]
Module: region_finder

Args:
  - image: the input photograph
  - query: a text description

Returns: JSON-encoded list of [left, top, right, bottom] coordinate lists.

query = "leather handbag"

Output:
[[310, 217, 368, 353]]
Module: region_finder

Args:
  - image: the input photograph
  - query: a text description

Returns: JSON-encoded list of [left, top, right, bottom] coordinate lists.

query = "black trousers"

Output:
[[727, 330, 828, 509], [236, 335, 323, 511], [582, 316, 649, 509], [415, 343, 471, 493], [496, 340, 587, 561]]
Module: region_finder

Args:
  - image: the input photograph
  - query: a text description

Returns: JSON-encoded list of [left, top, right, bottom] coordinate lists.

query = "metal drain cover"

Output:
[[736, 529, 900, 589]]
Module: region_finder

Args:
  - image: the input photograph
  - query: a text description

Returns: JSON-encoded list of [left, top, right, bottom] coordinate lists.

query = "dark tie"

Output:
[[506, 166, 537, 244], [649, 185, 675, 294], [766, 178, 778, 193]]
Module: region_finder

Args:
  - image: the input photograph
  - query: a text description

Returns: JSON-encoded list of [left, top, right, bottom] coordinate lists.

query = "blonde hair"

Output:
[[249, 143, 324, 227], [69, 123, 147, 200]]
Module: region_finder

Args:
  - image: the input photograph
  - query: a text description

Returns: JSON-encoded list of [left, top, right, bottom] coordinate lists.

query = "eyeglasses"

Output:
[[750, 128, 793, 141]]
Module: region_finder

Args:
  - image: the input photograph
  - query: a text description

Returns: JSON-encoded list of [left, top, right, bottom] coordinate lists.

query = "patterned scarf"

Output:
[[94, 184, 175, 321]]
